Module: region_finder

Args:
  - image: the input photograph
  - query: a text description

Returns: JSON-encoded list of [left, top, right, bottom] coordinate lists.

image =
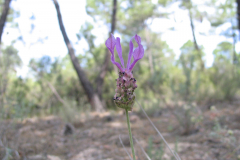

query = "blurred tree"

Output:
[[179, 0, 205, 70], [0, 46, 21, 107], [209, 41, 240, 100], [213, 41, 233, 61], [0, 0, 12, 44], [117, 0, 157, 35], [0, 0, 11, 106], [87, 0, 118, 98], [179, 40, 196, 101], [236, 0, 240, 39], [28, 56, 86, 111], [53, 0, 106, 111], [208, 0, 238, 64], [28, 57, 52, 109], [0, 0, 23, 115], [97, 0, 117, 97]]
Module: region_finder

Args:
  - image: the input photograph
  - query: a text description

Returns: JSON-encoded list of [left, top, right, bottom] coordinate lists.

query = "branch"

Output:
[[47, 81, 66, 106], [189, 9, 205, 70]]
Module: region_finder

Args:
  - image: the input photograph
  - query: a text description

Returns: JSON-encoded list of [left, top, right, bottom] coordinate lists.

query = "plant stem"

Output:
[[125, 109, 136, 160]]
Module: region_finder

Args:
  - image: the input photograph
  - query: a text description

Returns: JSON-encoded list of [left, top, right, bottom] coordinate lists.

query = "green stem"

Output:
[[125, 109, 136, 160]]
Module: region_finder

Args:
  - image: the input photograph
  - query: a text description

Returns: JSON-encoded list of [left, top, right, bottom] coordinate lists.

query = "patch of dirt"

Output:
[[0, 101, 240, 160]]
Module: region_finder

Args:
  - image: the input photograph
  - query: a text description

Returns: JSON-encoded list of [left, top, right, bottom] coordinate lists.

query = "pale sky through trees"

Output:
[[2, 0, 239, 77]]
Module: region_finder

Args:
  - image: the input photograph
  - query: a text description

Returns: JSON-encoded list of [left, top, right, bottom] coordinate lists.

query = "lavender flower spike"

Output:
[[105, 34, 144, 111]]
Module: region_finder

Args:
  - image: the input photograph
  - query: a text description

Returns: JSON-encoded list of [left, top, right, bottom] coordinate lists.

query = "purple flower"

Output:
[[105, 34, 144, 74], [105, 34, 144, 111]]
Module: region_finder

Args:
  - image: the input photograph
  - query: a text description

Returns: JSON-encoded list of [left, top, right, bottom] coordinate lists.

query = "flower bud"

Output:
[[113, 71, 136, 111]]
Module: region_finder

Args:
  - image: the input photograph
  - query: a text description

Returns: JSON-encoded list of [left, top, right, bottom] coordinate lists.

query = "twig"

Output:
[[47, 81, 66, 106], [133, 137, 151, 160], [136, 100, 181, 160], [119, 135, 133, 160]]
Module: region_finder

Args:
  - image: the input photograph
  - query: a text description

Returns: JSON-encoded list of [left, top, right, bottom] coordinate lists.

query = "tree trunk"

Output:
[[0, 0, 11, 107], [0, 0, 11, 44], [189, 10, 205, 71], [231, 18, 237, 64], [95, 0, 117, 98], [237, 0, 240, 40], [53, 0, 104, 112]]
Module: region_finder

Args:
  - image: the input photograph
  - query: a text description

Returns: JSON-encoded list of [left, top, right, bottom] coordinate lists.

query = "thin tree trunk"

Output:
[[0, 0, 11, 107], [189, 10, 205, 70], [53, 0, 104, 112], [0, 0, 11, 44], [231, 18, 237, 64], [237, 0, 240, 40], [95, 0, 117, 98]]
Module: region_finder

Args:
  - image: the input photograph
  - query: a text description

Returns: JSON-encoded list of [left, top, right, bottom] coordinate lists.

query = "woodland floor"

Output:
[[0, 100, 240, 160]]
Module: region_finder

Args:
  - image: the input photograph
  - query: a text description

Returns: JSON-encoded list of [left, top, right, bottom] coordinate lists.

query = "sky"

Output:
[[2, 0, 240, 77]]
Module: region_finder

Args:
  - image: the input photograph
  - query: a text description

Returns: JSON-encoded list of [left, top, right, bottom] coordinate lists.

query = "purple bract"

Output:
[[105, 34, 144, 74]]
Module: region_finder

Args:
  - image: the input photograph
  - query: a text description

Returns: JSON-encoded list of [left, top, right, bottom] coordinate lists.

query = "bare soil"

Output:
[[0, 101, 240, 160]]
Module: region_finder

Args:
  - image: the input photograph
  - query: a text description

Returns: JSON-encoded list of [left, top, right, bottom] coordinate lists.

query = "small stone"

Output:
[[63, 123, 75, 135], [105, 115, 113, 122]]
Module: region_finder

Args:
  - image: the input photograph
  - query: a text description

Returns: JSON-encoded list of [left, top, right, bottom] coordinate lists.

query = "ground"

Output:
[[0, 100, 240, 160]]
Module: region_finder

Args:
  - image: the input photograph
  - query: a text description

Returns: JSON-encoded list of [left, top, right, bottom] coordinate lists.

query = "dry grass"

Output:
[[0, 100, 240, 160]]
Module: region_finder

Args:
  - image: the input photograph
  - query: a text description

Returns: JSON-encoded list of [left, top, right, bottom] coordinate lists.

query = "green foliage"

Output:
[[208, 0, 236, 27], [146, 136, 178, 160], [118, 1, 157, 35], [209, 46, 240, 100], [147, 136, 165, 160], [1, 0, 240, 122], [86, 0, 113, 23], [0, 46, 22, 69], [0, 46, 31, 119]]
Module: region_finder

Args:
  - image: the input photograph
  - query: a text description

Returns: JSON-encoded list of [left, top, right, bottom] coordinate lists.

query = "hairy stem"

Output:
[[125, 109, 136, 160]]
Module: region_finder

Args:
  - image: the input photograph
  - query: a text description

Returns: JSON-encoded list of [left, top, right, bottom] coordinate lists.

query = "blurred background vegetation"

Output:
[[0, 0, 239, 121]]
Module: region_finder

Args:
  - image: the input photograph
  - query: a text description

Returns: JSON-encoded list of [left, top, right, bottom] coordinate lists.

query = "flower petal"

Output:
[[105, 34, 116, 54], [116, 37, 125, 69], [129, 44, 144, 71], [127, 37, 134, 69], [106, 34, 123, 71], [133, 44, 144, 60], [134, 34, 141, 45], [111, 55, 124, 71]]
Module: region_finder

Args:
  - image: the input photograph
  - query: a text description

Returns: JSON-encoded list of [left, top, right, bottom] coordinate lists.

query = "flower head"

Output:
[[105, 34, 144, 111]]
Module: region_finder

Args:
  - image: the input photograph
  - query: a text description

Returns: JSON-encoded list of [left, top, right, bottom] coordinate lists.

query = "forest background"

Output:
[[0, 0, 240, 159], [1, 0, 239, 117]]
